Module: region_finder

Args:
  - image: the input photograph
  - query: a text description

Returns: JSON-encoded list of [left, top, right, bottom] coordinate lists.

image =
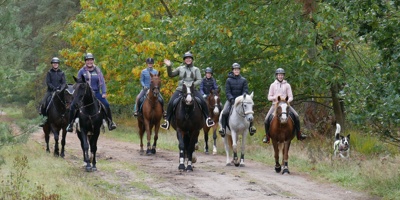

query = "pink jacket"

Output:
[[267, 80, 293, 103]]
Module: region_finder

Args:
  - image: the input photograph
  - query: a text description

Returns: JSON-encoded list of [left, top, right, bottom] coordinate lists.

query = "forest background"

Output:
[[0, 0, 399, 144]]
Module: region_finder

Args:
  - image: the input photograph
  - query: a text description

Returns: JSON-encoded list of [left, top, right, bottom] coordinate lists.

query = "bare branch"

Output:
[[160, 0, 173, 18]]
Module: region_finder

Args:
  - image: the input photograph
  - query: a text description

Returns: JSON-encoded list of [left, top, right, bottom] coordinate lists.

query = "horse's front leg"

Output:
[[186, 131, 199, 172], [231, 131, 240, 167], [60, 128, 67, 158], [282, 141, 291, 174], [203, 128, 209, 154], [145, 120, 153, 155], [89, 132, 100, 172], [212, 126, 218, 155], [152, 123, 160, 154], [239, 131, 248, 167], [177, 130, 185, 171], [223, 136, 231, 166], [272, 141, 281, 173], [138, 121, 145, 154], [53, 128, 60, 157], [44, 126, 50, 153], [77, 130, 91, 172]]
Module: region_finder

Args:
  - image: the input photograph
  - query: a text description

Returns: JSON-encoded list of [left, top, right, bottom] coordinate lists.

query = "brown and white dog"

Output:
[[333, 123, 350, 158]]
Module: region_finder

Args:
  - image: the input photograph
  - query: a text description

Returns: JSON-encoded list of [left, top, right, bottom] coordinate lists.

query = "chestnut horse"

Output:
[[137, 72, 163, 155], [267, 96, 295, 174], [171, 81, 204, 172], [202, 89, 222, 155], [42, 84, 74, 157]]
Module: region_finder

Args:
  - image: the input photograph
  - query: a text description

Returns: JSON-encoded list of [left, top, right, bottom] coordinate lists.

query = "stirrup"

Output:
[[263, 135, 270, 144], [66, 124, 73, 132], [133, 111, 138, 117], [108, 122, 117, 131], [160, 120, 169, 130], [206, 118, 215, 127]]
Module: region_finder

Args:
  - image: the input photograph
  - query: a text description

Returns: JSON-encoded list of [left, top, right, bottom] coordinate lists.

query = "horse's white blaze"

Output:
[[213, 95, 219, 115], [279, 102, 288, 122], [185, 87, 192, 104]]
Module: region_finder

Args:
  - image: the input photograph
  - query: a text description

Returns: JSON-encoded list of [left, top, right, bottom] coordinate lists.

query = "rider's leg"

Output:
[[161, 91, 180, 130], [218, 101, 230, 137], [263, 106, 274, 143], [96, 93, 116, 131], [158, 94, 166, 117], [39, 92, 51, 127], [134, 89, 146, 117], [289, 107, 306, 140], [194, 91, 214, 127]]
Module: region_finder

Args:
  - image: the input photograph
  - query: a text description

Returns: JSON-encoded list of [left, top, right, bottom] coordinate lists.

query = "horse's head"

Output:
[[182, 81, 194, 105], [234, 92, 254, 122], [208, 89, 221, 115], [72, 75, 93, 107], [149, 72, 161, 97], [275, 96, 290, 124]]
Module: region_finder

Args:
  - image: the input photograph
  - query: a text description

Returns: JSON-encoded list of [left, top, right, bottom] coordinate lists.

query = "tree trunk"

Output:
[[330, 83, 345, 130]]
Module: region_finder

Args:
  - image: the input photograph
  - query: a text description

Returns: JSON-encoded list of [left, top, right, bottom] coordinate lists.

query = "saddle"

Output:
[[171, 95, 204, 117]]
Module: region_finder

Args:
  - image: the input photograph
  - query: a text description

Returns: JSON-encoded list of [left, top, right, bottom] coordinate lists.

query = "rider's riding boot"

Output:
[[218, 114, 227, 137], [249, 122, 256, 136], [106, 107, 117, 131], [160, 120, 170, 130], [263, 120, 271, 143], [39, 117, 47, 127], [294, 115, 306, 141], [133, 104, 138, 117]]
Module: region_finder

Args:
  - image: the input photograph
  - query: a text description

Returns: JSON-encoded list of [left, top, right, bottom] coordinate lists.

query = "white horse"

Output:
[[219, 92, 254, 167]]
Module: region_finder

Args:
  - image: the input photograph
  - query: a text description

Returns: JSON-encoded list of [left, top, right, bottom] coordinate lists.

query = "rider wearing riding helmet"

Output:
[[66, 53, 117, 132], [160, 52, 215, 130], [39, 57, 66, 127], [200, 67, 218, 98], [219, 63, 256, 137], [263, 68, 306, 143], [133, 57, 165, 117]]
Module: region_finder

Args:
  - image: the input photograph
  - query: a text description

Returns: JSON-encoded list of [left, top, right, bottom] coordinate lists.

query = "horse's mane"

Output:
[[234, 93, 253, 107]]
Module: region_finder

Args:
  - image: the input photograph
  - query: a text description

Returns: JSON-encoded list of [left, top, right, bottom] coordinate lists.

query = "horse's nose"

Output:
[[247, 115, 253, 122]]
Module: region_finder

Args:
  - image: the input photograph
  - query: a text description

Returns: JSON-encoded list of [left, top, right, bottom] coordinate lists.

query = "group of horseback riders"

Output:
[[39, 51, 306, 142]]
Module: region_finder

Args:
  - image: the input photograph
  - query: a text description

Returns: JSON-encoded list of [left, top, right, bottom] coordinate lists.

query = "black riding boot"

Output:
[[158, 95, 166, 117], [249, 121, 256, 136], [219, 113, 228, 137], [66, 107, 76, 132], [263, 121, 271, 143], [161, 100, 173, 130], [105, 107, 117, 131], [294, 116, 306, 141]]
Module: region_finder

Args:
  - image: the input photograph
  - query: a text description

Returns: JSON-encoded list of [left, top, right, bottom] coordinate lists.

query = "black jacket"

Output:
[[46, 68, 66, 92], [225, 72, 249, 101]]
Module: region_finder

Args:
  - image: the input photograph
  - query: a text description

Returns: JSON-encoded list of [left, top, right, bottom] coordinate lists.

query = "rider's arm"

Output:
[[140, 70, 146, 87], [225, 79, 234, 101], [46, 72, 56, 91], [166, 64, 179, 77], [199, 80, 205, 95], [267, 83, 276, 102], [193, 68, 202, 88], [242, 78, 249, 95], [286, 83, 294, 102]]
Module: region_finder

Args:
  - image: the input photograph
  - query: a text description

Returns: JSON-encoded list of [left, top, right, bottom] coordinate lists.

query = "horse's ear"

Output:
[[80, 74, 86, 83], [190, 72, 194, 79], [278, 96, 281, 101], [250, 91, 254, 99], [285, 96, 289, 101], [157, 71, 161, 77], [73, 76, 78, 82], [150, 73, 154, 78]]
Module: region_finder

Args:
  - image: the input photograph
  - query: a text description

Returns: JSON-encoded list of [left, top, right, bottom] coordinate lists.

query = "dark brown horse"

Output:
[[42, 84, 74, 157], [202, 89, 221, 155], [171, 81, 204, 172], [72, 75, 106, 172], [137, 72, 163, 155], [268, 96, 295, 174]]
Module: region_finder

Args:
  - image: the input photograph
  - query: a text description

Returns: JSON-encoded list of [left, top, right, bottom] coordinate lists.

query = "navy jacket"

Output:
[[225, 72, 248, 102]]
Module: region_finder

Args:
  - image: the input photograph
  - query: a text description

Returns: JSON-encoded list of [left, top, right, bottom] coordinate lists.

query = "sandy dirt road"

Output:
[[28, 127, 376, 200]]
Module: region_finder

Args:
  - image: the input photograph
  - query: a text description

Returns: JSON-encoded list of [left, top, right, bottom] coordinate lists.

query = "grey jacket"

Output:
[[166, 64, 202, 91]]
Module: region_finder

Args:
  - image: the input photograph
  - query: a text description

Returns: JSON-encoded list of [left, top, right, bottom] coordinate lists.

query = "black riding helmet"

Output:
[[183, 52, 194, 60], [205, 67, 213, 74], [232, 63, 240, 70], [84, 53, 95, 61], [146, 57, 155, 64], [51, 57, 60, 64]]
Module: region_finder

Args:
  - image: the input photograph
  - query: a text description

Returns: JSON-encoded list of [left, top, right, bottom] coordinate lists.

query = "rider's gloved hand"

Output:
[[202, 94, 207, 98]]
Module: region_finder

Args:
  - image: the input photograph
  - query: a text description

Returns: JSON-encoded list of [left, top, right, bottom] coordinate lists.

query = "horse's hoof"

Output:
[[186, 165, 193, 172], [146, 149, 152, 155], [85, 166, 92, 172], [239, 163, 245, 167], [282, 168, 290, 174], [178, 164, 185, 171], [92, 167, 97, 172], [151, 149, 156, 154], [275, 166, 282, 173]]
